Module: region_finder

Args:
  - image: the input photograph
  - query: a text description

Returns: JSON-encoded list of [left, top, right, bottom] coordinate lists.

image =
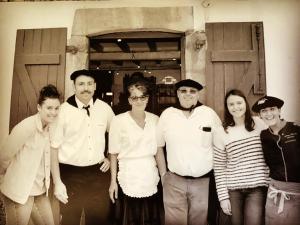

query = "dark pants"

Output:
[[59, 163, 112, 225], [229, 187, 267, 225]]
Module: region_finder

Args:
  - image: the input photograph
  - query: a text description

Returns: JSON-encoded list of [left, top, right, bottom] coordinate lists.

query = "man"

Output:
[[155, 79, 222, 225], [51, 69, 114, 225]]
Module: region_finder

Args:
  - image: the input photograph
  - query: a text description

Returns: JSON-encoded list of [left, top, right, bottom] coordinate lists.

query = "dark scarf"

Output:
[[174, 101, 203, 112], [66, 95, 97, 108]]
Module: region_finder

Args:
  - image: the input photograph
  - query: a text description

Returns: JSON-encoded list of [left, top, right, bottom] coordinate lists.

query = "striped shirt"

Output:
[[213, 117, 270, 201]]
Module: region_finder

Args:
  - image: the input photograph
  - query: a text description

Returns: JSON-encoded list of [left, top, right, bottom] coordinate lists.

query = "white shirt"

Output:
[[109, 111, 160, 197], [51, 98, 114, 166], [0, 114, 51, 204], [157, 106, 222, 177]]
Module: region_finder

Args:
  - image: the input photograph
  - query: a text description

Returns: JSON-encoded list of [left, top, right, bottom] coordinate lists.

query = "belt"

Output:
[[172, 170, 213, 179]]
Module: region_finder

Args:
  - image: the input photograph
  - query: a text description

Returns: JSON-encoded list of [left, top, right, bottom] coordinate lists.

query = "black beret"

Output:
[[175, 79, 203, 91], [70, 69, 96, 81], [252, 96, 284, 113]]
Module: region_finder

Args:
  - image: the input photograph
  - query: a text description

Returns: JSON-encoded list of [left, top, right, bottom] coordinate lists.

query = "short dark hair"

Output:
[[38, 84, 60, 105], [125, 72, 150, 98], [223, 89, 254, 132]]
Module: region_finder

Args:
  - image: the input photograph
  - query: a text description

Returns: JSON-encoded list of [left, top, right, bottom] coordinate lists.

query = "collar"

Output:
[[67, 95, 96, 108], [35, 113, 49, 133], [75, 96, 93, 109]]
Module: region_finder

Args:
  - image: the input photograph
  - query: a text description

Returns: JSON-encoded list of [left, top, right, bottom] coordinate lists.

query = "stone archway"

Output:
[[65, 6, 207, 102]]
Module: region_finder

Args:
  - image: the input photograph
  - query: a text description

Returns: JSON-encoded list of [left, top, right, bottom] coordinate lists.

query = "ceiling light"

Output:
[[117, 38, 122, 42]]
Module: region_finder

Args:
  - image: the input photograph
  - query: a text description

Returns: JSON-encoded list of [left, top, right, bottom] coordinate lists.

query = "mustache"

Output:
[[80, 91, 92, 94]]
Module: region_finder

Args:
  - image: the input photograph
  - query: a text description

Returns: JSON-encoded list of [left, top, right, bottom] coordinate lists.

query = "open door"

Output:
[[9, 28, 67, 225], [10, 28, 67, 131], [205, 22, 266, 120]]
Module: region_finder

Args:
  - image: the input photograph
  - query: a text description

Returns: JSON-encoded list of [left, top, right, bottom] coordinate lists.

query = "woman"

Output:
[[213, 89, 269, 225], [0, 84, 67, 225], [109, 73, 161, 225], [252, 96, 300, 225]]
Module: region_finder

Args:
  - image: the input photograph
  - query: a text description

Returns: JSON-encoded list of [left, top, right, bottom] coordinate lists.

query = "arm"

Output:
[[50, 147, 68, 204], [155, 147, 167, 183], [108, 153, 118, 203], [213, 128, 231, 215]]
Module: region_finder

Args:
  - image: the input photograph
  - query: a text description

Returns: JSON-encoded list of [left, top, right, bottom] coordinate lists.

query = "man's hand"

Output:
[[220, 199, 232, 215], [54, 180, 68, 204], [99, 158, 110, 172], [109, 181, 118, 203]]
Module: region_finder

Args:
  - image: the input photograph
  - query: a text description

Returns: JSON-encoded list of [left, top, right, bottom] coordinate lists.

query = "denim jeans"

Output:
[[163, 172, 210, 225], [3, 194, 55, 225], [229, 187, 267, 225]]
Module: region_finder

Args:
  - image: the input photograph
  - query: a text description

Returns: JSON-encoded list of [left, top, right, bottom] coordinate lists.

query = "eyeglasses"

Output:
[[129, 95, 149, 102], [177, 88, 198, 95]]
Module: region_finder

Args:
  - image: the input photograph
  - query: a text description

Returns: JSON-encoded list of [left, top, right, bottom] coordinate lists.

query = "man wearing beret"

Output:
[[252, 96, 300, 225], [156, 79, 222, 225], [51, 69, 115, 225]]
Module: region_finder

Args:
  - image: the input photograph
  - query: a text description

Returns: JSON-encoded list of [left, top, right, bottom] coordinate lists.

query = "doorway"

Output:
[[88, 31, 184, 115]]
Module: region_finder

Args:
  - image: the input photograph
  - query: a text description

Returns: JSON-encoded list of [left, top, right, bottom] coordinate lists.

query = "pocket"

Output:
[[200, 128, 212, 148]]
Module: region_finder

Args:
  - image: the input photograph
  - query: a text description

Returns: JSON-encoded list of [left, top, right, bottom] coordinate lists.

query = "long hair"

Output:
[[223, 89, 254, 132]]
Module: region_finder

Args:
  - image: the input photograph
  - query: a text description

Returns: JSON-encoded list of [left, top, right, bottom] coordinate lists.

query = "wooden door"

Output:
[[205, 22, 266, 120], [10, 28, 67, 131]]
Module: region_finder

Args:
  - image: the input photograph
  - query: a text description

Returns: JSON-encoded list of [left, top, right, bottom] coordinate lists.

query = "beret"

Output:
[[175, 79, 203, 91], [70, 69, 96, 81], [252, 96, 284, 112]]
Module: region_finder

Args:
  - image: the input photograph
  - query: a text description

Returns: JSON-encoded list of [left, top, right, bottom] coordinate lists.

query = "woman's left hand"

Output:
[[100, 158, 110, 172]]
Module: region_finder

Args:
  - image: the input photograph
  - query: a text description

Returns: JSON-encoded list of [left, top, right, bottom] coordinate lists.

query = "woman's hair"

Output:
[[223, 89, 254, 132], [125, 72, 150, 97], [38, 84, 60, 105]]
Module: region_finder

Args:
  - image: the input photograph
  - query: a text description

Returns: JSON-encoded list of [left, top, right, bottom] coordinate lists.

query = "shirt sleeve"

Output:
[[213, 127, 230, 201], [0, 118, 35, 170], [106, 105, 115, 132], [108, 117, 121, 154], [156, 111, 166, 147]]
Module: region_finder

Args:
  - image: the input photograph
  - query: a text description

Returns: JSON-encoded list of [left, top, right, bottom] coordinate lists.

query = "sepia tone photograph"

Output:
[[0, 0, 299, 225]]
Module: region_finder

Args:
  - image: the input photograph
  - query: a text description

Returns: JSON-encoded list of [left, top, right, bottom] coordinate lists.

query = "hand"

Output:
[[100, 158, 110, 172], [109, 181, 118, 204], [220, 199, 232, 215], [54, 180, 68, 204]]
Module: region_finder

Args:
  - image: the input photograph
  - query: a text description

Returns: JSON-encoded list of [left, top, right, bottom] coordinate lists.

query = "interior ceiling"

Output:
[[89, 31, 183, 71]]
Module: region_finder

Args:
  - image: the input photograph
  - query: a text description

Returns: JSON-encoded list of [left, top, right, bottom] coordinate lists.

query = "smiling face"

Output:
[[73, 75, 96, 105], [259, 106, 281, 127], [128, 86, 149, 112], [177, 86, 200, 109], [38, 98, 60, 126], [226, 95, 247, 120]]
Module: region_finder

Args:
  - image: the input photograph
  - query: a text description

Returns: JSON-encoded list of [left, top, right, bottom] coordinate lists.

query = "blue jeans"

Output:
[[229, 187, 267, 225], [3, 194, 55, 225]]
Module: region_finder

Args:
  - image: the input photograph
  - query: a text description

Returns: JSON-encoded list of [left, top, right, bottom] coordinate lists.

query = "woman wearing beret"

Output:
[[108, 73, 161, 225], [252, 96, 300, 225], [0, 85, 67, 225], [213, 89, 269, 225]]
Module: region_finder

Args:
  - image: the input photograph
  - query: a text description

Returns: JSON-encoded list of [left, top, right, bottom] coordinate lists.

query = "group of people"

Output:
[[0, 69, 299, 225]]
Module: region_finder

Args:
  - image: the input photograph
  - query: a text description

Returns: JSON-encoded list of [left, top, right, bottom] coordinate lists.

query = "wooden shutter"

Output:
[[205, 22, 266, 119], [10, 28, 67, 131]]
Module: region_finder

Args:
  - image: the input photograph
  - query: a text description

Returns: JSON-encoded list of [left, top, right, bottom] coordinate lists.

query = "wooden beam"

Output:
[[90, 51, 180, 60], [211, 50, 256, 62], [15, 54, 60, 65], [15, 64, 37, 113]]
